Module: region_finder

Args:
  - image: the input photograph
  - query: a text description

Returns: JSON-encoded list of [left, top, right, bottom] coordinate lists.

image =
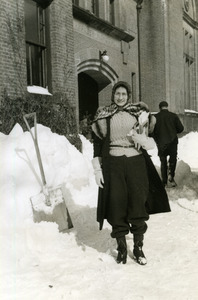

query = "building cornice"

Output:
[[73, 5, 134, 43]]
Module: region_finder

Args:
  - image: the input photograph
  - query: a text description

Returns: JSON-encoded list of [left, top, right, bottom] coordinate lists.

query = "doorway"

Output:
[[78, 72, 98, 121]]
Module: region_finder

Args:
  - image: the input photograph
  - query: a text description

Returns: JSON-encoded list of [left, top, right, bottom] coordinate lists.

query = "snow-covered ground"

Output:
[[0, 124, 198, 300]]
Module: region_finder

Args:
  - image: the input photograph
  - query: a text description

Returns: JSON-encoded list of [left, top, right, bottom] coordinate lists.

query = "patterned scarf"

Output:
[[93, 102, 148, 122]]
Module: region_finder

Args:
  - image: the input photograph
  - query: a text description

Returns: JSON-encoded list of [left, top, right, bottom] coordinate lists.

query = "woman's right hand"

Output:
[[94, 170, 104, 188], [92, 157, 104, 188]]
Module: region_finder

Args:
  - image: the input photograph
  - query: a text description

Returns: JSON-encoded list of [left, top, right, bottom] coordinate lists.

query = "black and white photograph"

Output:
[[1, 0, 198, 299]]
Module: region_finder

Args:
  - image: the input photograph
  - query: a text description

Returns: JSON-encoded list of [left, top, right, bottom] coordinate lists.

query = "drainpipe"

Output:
[[136, 0, 144, 102]]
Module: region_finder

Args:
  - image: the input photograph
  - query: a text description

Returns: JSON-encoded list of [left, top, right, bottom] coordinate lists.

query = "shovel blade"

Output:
[[30, 185, 73, 232]]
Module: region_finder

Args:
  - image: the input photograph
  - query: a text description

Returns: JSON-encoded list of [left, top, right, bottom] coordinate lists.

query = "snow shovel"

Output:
[[23, 112, 73, 232]]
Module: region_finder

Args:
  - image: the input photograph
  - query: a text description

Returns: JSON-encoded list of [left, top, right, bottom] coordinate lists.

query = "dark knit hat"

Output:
[[159, 101, 168, 109], [111, 81, 131, 102]]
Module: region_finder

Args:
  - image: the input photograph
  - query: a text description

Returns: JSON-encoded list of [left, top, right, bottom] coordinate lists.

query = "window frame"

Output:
[[183, 26, 195, 110], [109, 0, 115, 25], [91, 0, 99, 17], [25, 0, 51, 90]]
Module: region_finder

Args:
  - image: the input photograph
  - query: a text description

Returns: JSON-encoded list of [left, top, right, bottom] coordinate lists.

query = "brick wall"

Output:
[[73, 0, 138, 106], [49, 0, 77, 109], [0, 0, 27, 103], [0, 0, 197, 133], [166, 0, 184, 114], [140, 0, 167, 110], [140, 0, 196, 117], [0, 0, 78, 130]]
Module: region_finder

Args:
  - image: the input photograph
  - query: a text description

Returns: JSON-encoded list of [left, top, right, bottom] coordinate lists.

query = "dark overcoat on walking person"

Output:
[[153, 101, 184, 187]]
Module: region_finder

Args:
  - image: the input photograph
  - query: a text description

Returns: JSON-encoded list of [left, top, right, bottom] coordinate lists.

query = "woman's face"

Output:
[[113, 86, 128, 107]]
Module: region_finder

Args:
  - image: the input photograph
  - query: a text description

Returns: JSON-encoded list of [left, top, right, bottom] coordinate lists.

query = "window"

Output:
[[109, 0, 115, 25], [131, 73, 136, 103], [91, 0, 99, 17], [25, 0, 49, 88], [183, 27, 195, 109], [73, 0, 79, 5]]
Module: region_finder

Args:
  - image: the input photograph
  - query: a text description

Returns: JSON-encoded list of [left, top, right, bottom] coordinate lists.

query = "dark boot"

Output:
[[116, 236, 127, 264], [168, 174, 177, 187], [160, 156, 168, 185], [168, 161, 177, 187], [133, 241, 147, 265]]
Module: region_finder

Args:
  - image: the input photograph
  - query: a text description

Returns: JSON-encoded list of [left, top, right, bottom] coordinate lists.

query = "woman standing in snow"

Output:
[[92, 81, 170, 265]]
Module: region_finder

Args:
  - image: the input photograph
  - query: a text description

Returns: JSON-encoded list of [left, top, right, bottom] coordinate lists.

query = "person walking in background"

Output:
[[91, 82, 170, 265], [153, 101, 184, 188]]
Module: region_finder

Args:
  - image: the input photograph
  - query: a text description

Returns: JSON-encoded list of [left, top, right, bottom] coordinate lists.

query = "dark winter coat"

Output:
[[93, 117, 171, 230], [153, 109, 184, 150]]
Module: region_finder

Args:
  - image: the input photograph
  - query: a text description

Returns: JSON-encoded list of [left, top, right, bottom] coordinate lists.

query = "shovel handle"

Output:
[[23, 113, 37, 141], [23, 112, 47, 186]]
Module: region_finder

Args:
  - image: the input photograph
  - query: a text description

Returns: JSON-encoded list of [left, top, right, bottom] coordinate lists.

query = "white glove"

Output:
[[92, 157, 104, 188], [138, 111, 149, 127], [128, 128, 155, 150], [138, 111, 150, 134]]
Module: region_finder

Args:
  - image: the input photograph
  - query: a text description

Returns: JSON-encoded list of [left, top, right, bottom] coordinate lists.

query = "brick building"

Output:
[[0, 0, 198, 133]]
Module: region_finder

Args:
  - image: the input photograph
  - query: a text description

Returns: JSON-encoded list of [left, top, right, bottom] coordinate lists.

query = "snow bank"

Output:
[[1, 124, 198, 300]]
